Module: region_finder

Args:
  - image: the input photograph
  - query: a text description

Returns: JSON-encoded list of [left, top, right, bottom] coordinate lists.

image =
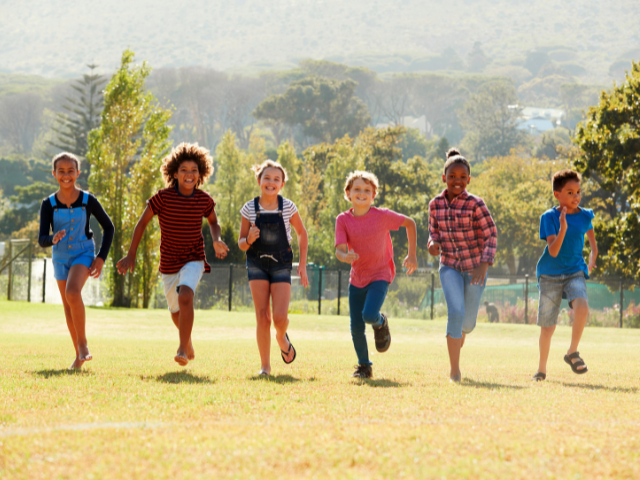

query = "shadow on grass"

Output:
[[248, 374, 301, 384], [559, 382, 638, 393], [461, 378, 527, 390], [147, 372, 215, 384], [353, 378, 409, 388], [33, 369, 92, 378]]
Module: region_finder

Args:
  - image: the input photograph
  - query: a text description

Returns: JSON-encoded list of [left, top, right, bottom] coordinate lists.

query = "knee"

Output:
[[540, 325, 556, 337], [361, 309, 380, 325], [272, 313, 288, 329], [573, 298, 589, 314], [178, 289, 194, 309], [64, 288, 83, 305], [256, 308, 271, 328]]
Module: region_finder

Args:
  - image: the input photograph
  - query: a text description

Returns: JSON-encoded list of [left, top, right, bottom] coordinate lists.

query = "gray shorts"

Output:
[[537, 271, 588, 327]]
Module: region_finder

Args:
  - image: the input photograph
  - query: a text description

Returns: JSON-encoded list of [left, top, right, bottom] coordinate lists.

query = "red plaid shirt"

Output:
[[428, 190, 497, 272]]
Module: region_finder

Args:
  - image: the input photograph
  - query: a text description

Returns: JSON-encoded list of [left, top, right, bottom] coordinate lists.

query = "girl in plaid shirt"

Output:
[[428, 148, 497, 383]]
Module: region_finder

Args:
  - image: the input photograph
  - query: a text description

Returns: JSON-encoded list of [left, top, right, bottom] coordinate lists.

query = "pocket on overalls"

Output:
[[261, 222, 280, 245]]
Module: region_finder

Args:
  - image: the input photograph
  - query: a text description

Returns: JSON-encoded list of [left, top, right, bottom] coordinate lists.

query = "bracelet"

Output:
[[245, 237, 252, 246]]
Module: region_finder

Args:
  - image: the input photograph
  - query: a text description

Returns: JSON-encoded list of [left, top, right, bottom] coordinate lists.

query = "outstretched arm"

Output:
[[116, 206, 154, 274], [207, 209, 229, 259], [401, 216, 418, 275], [290, 212, 309, 287]]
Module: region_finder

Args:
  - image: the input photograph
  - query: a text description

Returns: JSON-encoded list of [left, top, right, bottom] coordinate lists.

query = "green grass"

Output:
[[1, 301, 639, 479]]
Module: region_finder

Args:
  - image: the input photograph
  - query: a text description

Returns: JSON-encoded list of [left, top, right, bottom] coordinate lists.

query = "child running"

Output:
[[238, 160, 308, 376], [532, 170, 597, 381], [117, 143, 229, 366], [335, 171, 418, 379], [38, 152, 114, 370], [428, 148, 497, 383]]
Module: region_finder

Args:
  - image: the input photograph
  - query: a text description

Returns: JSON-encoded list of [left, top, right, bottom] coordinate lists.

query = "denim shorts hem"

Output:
[[537, 272, 588, 327]]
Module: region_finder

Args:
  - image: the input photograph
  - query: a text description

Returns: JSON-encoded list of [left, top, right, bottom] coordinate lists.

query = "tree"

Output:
[[87, 50, 173, 307], [48, 64, 106, 183], [467, 42, 491, 73], [459, 81, 527, 161], [574, 61, 640, 280], [0, 181, 52, 237], [0, 92, 44, 154], [253, 76, 371, 145]]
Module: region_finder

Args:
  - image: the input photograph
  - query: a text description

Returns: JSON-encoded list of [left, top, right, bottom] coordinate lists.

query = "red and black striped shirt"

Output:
[[148, 186, 215, 274]]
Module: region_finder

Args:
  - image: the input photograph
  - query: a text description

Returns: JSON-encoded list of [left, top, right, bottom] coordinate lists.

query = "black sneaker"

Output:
[[352, 364, 372, 379], [373, 313, 391, 352]]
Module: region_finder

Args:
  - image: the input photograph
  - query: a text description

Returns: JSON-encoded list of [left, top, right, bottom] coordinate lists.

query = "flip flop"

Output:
[[280, 333, 296, 364], [564, 351, 588, 374], [174, 353, 189, 367], [532, 372, 546, 381]]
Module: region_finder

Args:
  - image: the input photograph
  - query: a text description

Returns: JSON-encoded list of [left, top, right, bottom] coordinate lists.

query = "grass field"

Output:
[[1, 301, 639, 479]]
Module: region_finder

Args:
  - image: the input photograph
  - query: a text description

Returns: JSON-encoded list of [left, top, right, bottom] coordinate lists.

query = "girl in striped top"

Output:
[[238, 160, 309, 376]]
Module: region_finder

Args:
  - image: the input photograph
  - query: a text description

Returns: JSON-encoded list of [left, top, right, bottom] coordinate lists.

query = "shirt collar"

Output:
[[439, 189, 469, 203]]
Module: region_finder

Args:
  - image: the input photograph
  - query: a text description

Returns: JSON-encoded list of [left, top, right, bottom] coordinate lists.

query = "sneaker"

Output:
[[373, 313, 391, 352], [352, 364, 373, 379]]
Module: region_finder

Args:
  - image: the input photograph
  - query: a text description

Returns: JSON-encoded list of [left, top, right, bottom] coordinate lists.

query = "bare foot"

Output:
[[450, 370, 462, 383], [69, 358, 85, 370], [78, 344, 92, 362], [186, 340, 195, 361], [174, 352, 189, 366]]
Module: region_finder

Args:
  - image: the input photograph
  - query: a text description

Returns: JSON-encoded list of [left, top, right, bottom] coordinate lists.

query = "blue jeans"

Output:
[[439, 265, 486, 339], [348, 281, 389, 365]]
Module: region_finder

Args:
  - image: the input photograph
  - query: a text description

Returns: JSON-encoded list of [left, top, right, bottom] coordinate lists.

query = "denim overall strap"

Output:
[[248, 195, 291, 260], [52, 192, 93, 259], [49, 194, 57, 208]]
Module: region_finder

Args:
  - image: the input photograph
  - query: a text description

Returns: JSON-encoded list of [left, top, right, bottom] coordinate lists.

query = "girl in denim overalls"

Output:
[[38, 153, 114, 370], [238, 160, 309, 376]]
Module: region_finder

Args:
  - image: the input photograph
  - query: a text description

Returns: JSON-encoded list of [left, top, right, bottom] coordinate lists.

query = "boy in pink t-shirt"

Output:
[[335, 171, 418, 379]]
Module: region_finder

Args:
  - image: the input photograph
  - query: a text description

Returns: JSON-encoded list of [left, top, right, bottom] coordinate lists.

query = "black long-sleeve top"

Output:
[[38, 192, 115, 261]]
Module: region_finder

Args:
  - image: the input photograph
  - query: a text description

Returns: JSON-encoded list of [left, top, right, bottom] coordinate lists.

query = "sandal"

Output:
[[531, 372, 546, 381], [564, 351, 588, 374], [280, 333, 296, 364]]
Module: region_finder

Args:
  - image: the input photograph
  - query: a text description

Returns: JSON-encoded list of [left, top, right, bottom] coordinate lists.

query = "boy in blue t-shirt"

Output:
[[532, 170, 598, 381]]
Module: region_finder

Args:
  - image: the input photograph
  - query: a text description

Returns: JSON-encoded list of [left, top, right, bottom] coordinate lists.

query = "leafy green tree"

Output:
[[253, 76, 371, 145], [87, 50, 173, 307], [49, 64, 106, 183], [0, 181, 52, 237], [459, 80, 528, 161], [276, 141, 301, 206], [574, 61, 640, 280]]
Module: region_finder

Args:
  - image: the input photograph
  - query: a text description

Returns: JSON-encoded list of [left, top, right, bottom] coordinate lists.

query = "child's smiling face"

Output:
[[174, 160, 200, 191], [554, 179, 581, 212], [347, 178, 376, 209], [443, 163, 470, 196], [53, 158, 80, 188], [258, 167, 285, 196]]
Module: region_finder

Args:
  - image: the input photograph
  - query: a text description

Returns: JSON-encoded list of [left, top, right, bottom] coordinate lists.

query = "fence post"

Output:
[[228, 264, 233, 312], [337, 270, 342, 316], [619, 278, 624, 328], [318, 267, 323, 315], [430, 272, 435, 320], [7, 241, 12, 301], [524, 274, 529, 324], [27, 242, 33, 303], [42, 258, 47, 303]]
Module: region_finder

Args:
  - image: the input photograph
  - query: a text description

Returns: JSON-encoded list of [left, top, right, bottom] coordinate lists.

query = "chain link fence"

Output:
[[3, 248, 640, 328]]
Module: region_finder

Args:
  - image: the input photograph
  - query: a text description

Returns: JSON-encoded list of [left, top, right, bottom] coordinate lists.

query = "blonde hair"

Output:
[[252, 159, 288, 182], [343, 170, 379, 201], [52, 152, 80, 171]]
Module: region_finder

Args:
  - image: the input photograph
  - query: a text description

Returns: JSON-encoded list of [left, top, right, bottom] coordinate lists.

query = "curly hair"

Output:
[[443, 147, 470, 175], [252, 159, 288, 182], [343, 170, 379, 201], [161, 143, 213, 188], [52, 152, 80, 171], [552, 169, 581, 192]]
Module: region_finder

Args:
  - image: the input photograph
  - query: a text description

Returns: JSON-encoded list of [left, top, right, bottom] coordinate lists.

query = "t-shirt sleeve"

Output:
[[203, 193, 215, 218], [287, 200, 299, 217], [539, 211, 558, 240], [147, 190, 163, 215], [382, 209, 406, 231], [240, 201, 252, 221], [584, 208, 595, 230], [335, 215, 348, 247]]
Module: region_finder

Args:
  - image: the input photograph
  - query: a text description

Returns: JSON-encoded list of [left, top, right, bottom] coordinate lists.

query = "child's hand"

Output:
[[559, 207, 567, 231], [213, 240, 230, 259], [89, 257, 105, 278], [247, 223, 260, 246], [471, 262, 488, 286], [403, 254, 418, 275], [52, 229, 66, 245], [298, 264, 309, 287], [116, 254, 136, 274], [588, 251, 596, 273], [343, 249, 359, 264], [428, 241, 441, 256]]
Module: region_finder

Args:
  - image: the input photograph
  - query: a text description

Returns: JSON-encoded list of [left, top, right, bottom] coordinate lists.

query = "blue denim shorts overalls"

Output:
[[50, 192, 96, 281], [246, 195, 293, 284]]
